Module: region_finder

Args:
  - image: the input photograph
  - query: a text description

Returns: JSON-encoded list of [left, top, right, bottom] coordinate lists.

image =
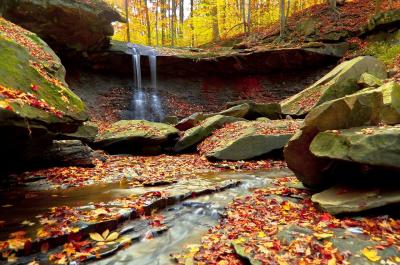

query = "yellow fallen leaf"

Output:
[[314, 232, 334, 240], [89, 232, 104, 242], [233, 237, 246, 244], [328, 257, 336, 265], [258, 231, 266, 238], [102, 229, 110, 239], [90, 230, 119, 242], [361, 248, 381, 262], [106, 232, 119, 242]]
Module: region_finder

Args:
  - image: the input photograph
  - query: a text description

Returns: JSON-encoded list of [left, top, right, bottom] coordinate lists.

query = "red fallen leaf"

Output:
[[30, 84, 39, 91], [320, 213, 331, 222], [41, 242, 49, 253], [5, 105, 13, 111]]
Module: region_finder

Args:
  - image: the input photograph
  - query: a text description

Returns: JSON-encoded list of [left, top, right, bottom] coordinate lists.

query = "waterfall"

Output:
[[127, 43, 164, 121], [149, 51, 157, 90], [131, 45, 142, 89]]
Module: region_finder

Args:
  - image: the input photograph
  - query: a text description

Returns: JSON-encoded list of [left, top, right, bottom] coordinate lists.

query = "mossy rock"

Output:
[[284, 89, 384, 188], [310, 126, 400, 167], [60, 121, 99, 143], [200, 119, 302, 161], [357, 72, 383, 88], [379, 81, 400, 124], [280, 56, 387, 116], [362, 8, 400, 34], [174, 115, 244, 152], [0, 18, 88, 171], [96, 120, 179, 154], [219, 101, 282, 120]]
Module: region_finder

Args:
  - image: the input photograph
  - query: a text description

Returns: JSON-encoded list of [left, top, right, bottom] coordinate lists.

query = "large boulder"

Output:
[[284, 89, 383, 188], [0, 18, 87, 171], [199, 120, 302, 161], [280, 56, 387, 116], [0, 0, 123, 57], [285, 81, 400, 188], [95, 120, 179, 154], [174, 115, 244, 152], [310, 126, 400, 168], [312, 185, 400, 215]]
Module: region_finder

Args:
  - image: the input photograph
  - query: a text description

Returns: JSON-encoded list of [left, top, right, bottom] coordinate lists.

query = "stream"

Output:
[[96, 169, 292, 265]]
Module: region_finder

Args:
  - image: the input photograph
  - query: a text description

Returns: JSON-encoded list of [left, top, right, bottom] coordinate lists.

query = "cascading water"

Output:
[[127, 43, 164, 122]]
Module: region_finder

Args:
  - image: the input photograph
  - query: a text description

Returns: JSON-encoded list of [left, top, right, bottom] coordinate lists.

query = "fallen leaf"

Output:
[[361, 248, 381, 262]]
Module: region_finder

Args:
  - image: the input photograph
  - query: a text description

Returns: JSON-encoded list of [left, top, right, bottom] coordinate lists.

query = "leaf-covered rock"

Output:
[[0, 18, 88, 171], [95, 120, 179, 154], [280, 56, 387, 116], [174, 115, 244, 152], [199, 120, 302, 161]]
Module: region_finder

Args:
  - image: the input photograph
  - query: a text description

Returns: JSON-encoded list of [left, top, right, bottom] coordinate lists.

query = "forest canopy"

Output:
[[106, 0, 328, 47]]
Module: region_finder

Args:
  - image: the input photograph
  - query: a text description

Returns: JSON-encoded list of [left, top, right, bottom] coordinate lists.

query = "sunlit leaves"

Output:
[[361, 247, 381, 262], [89, 229, 120, 244]]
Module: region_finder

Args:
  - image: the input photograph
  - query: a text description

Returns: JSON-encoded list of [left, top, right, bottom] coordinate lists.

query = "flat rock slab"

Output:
[[310, 125, 400, 168], [95, 120, 179, 154], [280, 56, 387, 116], [199, 120, 302, 161], [312, 185, 400, 215], [174, 115, 244, 152]]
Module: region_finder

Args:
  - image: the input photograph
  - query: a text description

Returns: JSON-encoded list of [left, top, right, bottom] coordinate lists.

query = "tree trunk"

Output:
[[144, 0, 151, 45], [279, 0, 285, 37], [241, 0, 246, 33], [155, 0, 159, 46], [171, 0, 176, 46], [161, 0, 166, 46], [211, 2, 220, 41], [247, 0, 251, 33], [327, 0, 336, 9], [125, 0, 131, 42], [285, 0, 290, 21], [190, 0, 194, 46]]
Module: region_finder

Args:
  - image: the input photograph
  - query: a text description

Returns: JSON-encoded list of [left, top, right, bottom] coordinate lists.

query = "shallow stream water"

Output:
[[97, 169, 292, 265]]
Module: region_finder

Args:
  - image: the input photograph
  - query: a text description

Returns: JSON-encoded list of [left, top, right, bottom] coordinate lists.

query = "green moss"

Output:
[[0, 36, 86, 120], [363, 41, 400, 66]]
